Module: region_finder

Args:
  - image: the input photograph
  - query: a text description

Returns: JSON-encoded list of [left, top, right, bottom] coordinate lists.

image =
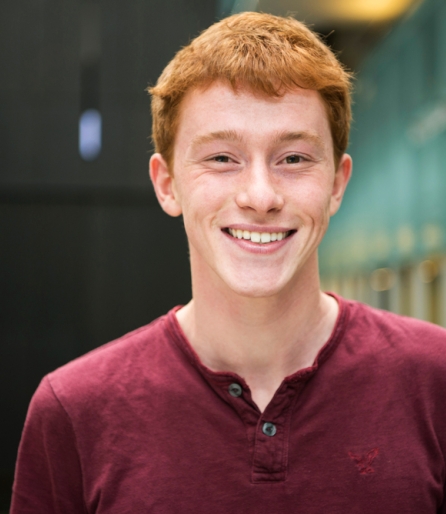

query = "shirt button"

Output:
[[262, 422, 277, 437], [228, 383, 242, 397]]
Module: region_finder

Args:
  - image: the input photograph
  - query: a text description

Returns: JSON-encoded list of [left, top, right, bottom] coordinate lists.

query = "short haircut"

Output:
[[149, 12, 353, 171]]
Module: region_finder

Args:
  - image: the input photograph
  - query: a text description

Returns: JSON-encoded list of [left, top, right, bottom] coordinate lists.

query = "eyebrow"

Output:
[[190, 130, 244, 150], [189, 129, 324, 152], [271, 131, 324, 151]]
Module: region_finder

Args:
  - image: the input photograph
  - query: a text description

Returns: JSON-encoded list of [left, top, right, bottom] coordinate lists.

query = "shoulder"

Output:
[[43, 310, 180, 414], [341, 298, 446, 378], [345, 298, 446, 346]]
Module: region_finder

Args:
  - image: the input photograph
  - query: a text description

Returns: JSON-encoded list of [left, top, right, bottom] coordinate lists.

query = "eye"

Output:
[[213, 155, 230, 163], [285, 154, 304, 164]]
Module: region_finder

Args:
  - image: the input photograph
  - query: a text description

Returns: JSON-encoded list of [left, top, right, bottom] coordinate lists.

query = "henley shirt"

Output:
[[11, 296, 446, 513]]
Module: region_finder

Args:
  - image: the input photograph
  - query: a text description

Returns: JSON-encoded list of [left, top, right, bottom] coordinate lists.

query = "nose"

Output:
[[235, 163, 284, 214]]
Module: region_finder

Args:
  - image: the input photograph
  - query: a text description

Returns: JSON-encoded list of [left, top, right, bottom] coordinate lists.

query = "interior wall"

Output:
[[0, 0, 217, 508], [320, 0, 446, 276]]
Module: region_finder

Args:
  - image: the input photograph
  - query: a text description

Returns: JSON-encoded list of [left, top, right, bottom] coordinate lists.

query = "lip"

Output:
[[225, 224, 294, 233], [222, 227, 296, 254]]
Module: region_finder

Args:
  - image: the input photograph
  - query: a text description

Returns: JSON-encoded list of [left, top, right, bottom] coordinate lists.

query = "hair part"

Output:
[[149, 12, 353, 172]]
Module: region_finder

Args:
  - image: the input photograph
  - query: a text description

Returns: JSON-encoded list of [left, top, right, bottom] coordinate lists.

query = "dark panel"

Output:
[[0, 0, 217, 187], [0, 199, 191, 473], [0, 0, 217, 509]]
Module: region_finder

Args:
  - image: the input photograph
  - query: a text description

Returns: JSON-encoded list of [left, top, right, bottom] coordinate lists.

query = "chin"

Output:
[[225, 277, 287, 299]]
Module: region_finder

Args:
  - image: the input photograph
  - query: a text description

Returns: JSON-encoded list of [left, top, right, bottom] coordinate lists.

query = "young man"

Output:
[[12, 12, 446, 513]]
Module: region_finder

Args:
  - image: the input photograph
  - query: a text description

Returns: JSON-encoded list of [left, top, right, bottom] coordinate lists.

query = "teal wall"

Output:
[[320, 0, 446, 275]]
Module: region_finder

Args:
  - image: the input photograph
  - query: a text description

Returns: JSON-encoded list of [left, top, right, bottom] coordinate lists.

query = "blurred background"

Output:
[[1, 0, 444, 510]]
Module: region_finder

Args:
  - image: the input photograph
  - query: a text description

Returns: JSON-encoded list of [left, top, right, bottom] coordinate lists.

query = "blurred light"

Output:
[[79, 109, 102, 161], [333, 0, 416, 22], [418, 260, 438, 284], [397, 225, 416, 254], [266, 0, 419, 24], [370, 268, 396, 292], [422, 224, 443, 250]]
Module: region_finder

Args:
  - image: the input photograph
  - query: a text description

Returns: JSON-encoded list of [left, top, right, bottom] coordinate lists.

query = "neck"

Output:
[[176, 258, 339, 412]]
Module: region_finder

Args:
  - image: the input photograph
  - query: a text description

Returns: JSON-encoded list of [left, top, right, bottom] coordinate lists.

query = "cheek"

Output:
[[290, 179, 333, 214], [178, 181, 229, 232], [188, 176, 235, 211]]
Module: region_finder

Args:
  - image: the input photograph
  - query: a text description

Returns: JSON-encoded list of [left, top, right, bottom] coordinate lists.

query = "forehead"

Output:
[[174, 81, 333, 155]]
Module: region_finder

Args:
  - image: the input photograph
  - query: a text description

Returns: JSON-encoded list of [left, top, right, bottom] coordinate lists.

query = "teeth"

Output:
[[228, 228, 290, 244]]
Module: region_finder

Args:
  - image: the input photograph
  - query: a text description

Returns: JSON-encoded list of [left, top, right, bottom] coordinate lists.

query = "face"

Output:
[[150, 82, 351, 298]]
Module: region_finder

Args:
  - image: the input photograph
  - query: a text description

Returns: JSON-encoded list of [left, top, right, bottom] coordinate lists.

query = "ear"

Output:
[[149, 153, 182, 217], [329, 153, 352, 216]]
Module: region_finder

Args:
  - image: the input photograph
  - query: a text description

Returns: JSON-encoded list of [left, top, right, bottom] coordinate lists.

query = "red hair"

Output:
[[149, 12, 353, 171]]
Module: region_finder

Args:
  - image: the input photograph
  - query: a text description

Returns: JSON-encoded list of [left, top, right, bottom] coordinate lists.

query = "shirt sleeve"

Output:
[[10, 376, 88, 514]]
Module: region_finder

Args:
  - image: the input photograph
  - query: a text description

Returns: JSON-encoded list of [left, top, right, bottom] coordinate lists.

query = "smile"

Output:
[[226, 228, 293, 244]]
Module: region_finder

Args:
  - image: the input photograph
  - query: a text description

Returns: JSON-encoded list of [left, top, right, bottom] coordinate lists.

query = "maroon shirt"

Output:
[[11, 297, 446, 513]]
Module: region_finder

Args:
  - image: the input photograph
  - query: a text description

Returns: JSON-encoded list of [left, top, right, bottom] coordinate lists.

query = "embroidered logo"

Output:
[[348, 448, 379, 475]]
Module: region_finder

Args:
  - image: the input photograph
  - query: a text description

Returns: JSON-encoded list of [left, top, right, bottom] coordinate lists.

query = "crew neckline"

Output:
[[166, 292, 350, 386]]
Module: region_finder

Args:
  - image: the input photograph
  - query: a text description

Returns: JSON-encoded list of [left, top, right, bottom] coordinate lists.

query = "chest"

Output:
[[76, 379, 445, 513]]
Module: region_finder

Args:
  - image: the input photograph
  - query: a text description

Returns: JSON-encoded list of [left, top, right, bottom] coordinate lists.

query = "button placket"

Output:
[[251, 415, 285, 482], [250, 383, 305, 483]]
